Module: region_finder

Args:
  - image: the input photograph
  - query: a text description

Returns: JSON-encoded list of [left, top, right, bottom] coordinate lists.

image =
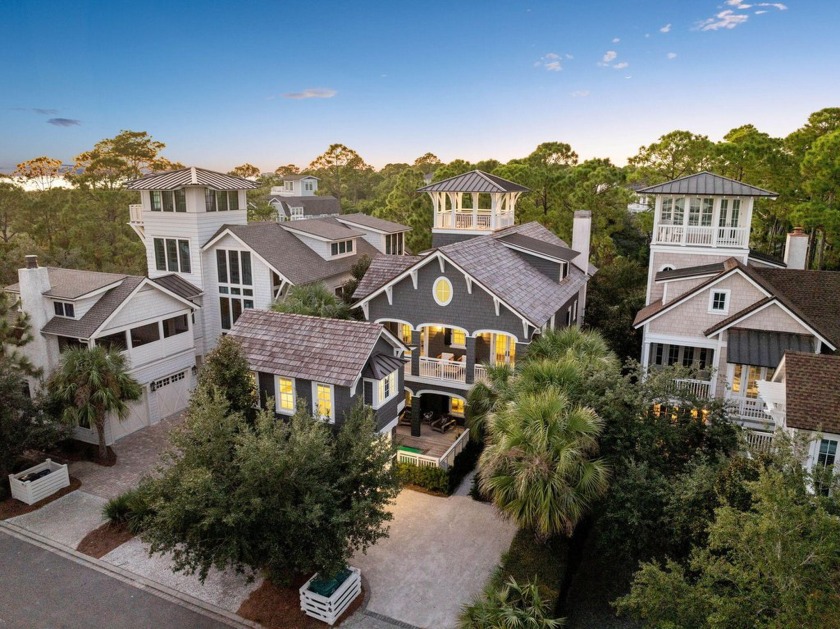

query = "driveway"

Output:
[[70, 411, 185, 500], [351, 489, 516, 629]]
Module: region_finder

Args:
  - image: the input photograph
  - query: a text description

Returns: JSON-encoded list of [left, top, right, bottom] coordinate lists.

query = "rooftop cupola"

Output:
[[418, 170, 529, 247]]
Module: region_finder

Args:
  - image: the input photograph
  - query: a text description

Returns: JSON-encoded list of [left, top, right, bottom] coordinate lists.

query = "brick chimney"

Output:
[[784, 226, 809, 270]]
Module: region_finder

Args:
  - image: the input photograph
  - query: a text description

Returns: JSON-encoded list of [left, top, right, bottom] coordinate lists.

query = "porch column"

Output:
[[515, 341, 529, 365], [465, 335, 477, 385], [411, 394, 422, 437], [410, 330, 421, 376]]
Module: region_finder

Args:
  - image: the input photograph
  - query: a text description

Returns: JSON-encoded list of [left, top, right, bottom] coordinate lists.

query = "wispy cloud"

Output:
[[47, 118, 80, 127], [10, 107, 60, 115], [660, 23, 672, 33], [696, 9, 750, 30], [598, 50, 627, 70], [612, 37, 620, 43], [535, 52, 563, 71], [666, 52, 678, 59], [602, 50, 617, 63], [571, 90, 590, 98], [282, 88, 337, 100], [613, 62, 629, 70]]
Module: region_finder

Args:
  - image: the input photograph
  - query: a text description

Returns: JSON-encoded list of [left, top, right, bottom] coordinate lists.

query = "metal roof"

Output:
[[748, 249, 786, 268], [655, 262, 726, 282], [281, 174, 318, 181], [126, 167, 259, 190], [726, 328, 814, 368], [336, 213, 410, 234], [499, 232, 578, 262], [363, 353, 407, 379], [418, 170, 529, 193], [150, 274, 203, 301], [637, 172, 777, 197], [228, 310, 389, 387]]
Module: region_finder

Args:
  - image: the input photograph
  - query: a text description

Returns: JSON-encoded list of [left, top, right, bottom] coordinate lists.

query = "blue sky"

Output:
[[2, 0, 839, 172]]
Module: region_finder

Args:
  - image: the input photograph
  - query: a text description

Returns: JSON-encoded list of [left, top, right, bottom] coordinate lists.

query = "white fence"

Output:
[[730, 397, 767, 420], [419, 356, 466, 383], [9, 459, 70, 505], [435, 212, 514, 230], [396, 449, 440, 468], [673, 378, 711, 398], [653, 225, 748, 248], [299, 567, 361, 625], [440, 428, 470, 469]]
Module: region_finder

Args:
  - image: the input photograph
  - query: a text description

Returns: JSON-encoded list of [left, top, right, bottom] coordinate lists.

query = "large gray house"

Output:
[[352, 170, 595, 467], [228, 309, 407, 434]]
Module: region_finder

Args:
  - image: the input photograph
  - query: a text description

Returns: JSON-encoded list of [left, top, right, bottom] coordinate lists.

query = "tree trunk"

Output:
[[96, 416, 108, 461]]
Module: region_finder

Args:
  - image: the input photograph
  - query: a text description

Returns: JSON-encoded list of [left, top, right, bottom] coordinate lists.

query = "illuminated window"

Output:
[[450, 398, 465, 416], [433, 277, 453, 306], [377, 370, 398, 406], [314, 383, 333, 421], [276, 377, 295, 414], [400, 324, 412, 344], [405, 390, 412, 407], [451, 329, 466, 348]]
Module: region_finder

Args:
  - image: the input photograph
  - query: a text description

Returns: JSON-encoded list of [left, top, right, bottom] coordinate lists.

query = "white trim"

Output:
[[493, 296, 500, 316], [643, 332, 719, 348], [90, 279, 198, 339], [311, 381, 335, 423], [708, 289, 731, 315], [406, 376, 472, 391], [431, 228, 493, 236], [413, 389, 468, 401], [464, 275, 473, 294], [498, 241, 571, 265], [433, 277, 453, 306], [438, 256, 445, 273], [410, 269, 418, 289], [202, 229, 294, 287], [373, 318, 415, 332], [378, 416, 399, 435], [385, 286, 393, 305], [275, 375, 296, 415]]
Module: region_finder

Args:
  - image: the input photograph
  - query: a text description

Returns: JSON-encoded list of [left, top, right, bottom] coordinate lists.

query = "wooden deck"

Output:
[[396, 423, 467, 459]]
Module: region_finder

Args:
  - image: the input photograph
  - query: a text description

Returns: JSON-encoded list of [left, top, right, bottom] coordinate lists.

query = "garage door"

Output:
[[150, 370, 191, 423], [110, 392, 150, 442]]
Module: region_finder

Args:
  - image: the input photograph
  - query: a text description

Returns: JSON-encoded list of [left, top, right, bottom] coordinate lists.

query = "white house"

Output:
[[5, 256, 199, 445], [268, 175, 340, 221]]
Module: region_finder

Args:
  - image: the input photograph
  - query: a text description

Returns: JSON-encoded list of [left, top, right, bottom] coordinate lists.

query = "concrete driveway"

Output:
[[351, 489, 516, 629]]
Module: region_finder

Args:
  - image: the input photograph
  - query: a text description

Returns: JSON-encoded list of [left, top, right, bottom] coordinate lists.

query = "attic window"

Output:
[[709, 289, 730, 314], [331, 239, 354, 256], [53, 301, 75, 318], [433, 277, 453, 306]]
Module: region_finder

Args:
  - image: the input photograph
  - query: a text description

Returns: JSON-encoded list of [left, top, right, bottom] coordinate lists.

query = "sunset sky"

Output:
[[2, 0, 839, 172]]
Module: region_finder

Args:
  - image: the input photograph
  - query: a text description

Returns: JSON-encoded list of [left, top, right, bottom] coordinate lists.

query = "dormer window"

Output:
[[330, 239, 355, 256], [289, 207, 304, 220], [205, 190, 240, 212], [53, 301, 75, 318], [150, 190, 187, 213], [385, 233, 404, 255], [303, 180, 314, 192], [284, 181, 295, 192], [559, 261, 569, 281]]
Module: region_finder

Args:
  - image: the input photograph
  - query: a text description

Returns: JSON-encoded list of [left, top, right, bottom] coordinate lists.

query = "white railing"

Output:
[[474, 364, 488, 382], [418, 356, 466, 383], [440, 428, 470, 469], [129, 204, 143, 223], [673, 378, 711, 398], [435, 212, 514, 230], [729, 397, 767, 420], [745, 430, 774, 452], [653, 225, 748, 248], [396, 449, 440, 468]]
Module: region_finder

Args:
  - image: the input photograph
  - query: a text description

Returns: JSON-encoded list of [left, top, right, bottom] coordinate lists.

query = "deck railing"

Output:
[[435, 212, 514, 231], [673, 378, 712, 398], [653, 225, 748, 248], [395, 449, 440, 468], [418, 356, 466, 383], [745, 430, 774, 452], [474, 364, 488, 383], [729, 397, 766, 420], [440, 428, 470, 469], [129, 204, 143, 223]]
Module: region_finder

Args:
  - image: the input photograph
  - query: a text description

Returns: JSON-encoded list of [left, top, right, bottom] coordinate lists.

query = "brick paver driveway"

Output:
[[351, 488, 516, 629], [69, 412, 185, 500]]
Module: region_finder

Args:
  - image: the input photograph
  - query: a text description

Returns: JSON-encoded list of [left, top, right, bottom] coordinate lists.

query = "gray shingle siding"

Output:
[[508, 249, 563, 282], [431, 232, 480, 248], [367, 259, 528, 342]]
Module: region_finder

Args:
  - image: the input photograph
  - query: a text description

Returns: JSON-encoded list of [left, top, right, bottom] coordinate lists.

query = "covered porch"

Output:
[[395, 391, 471, 468]]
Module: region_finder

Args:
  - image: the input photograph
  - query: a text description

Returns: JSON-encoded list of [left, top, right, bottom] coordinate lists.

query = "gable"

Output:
[[99, 284, 192, 334]]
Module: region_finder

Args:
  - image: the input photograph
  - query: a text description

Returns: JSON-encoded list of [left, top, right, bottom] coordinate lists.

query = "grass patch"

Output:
[[0, 476, 81, 520]]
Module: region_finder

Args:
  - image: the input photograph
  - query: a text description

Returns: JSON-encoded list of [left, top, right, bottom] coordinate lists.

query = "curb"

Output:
[[0, 520, 259, 629]]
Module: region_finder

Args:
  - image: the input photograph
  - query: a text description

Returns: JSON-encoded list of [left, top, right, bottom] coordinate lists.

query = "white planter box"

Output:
[[299, 566, 361, 625], [8, 459, 70, 506]]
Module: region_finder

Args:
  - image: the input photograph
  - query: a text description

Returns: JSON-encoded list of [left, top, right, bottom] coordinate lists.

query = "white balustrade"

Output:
[[653, 225, 748, 248], [474, 364, 488, 382], [129, 204, 144, 223], [745, 430, 774, 452], [418, 356, 466, 383], [673, 378, 711, 398], [434, 212, 514, 231]]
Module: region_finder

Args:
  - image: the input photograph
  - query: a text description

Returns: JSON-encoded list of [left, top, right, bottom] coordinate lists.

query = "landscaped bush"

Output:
[[460, 576, 563, 629], [447, 439, 482, 493], [103, 485, 152, 534], [395, 462, 449, 494]]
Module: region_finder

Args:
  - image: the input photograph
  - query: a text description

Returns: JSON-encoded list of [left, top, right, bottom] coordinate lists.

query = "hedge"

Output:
[[396, 440, 483, 496]]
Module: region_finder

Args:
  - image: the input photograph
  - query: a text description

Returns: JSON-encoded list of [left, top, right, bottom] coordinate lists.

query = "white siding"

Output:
[[101, 285, 186, 332]]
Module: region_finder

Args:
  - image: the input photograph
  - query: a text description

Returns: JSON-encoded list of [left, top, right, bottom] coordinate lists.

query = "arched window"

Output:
[[433, 277, 453, 306]]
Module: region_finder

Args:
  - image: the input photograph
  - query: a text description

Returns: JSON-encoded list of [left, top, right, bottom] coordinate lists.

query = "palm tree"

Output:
[[526, 326, 615, 367], [466, 362, 515, 440], [479, 388, 609, 539], [272, 282, 350, 319], [459, 577, 564, 629], [49, 346, 142, 460]]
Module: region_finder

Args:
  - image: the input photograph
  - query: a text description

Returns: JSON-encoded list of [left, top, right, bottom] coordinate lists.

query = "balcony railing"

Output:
[[435, 212, 514, 231], [745, 429, 774, 453], [474, 364, 488, 383], [673, 378, 711, 398], [418, 356, 466, 383], [729, 397, 767, 420], [129, 204, 143, 223], [653, 225, 748, 248]]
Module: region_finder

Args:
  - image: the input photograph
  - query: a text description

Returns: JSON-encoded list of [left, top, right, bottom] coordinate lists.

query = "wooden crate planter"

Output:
[[299, 566, 361, 625], [8, 459, 70, 506]]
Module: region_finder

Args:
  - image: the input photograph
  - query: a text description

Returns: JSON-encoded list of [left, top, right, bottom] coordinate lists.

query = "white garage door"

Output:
[[150, 370, 191, 423], [110, 392, 150, 442]]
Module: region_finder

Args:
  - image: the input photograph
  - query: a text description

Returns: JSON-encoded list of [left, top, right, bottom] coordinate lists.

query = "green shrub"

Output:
[[395, 462, 449, 494], [447, 439, 482, 494], [460, 576, 563, 629], [103, 486, 152, 534], [496, 528, 568, 605]]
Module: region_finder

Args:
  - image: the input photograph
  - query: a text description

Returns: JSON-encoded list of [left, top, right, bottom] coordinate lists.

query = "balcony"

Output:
[[653, 225, 748, 248], [434, 211, 514, 231], [418, 356, 466, 383], [673, 378, 711, 398], [474, 364, 488, 383], [728, 396, 767, 421], [395, 425, 470, 469], [128, 204, 144, 239]]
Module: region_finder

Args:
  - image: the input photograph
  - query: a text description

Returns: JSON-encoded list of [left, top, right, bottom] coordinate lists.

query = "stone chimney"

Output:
[[17, 255, 52, 378], [784, 226, 809, 270], [571, 210, 592, 273]]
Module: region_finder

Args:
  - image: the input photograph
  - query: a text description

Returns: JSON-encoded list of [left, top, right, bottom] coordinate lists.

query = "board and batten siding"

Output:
[[367, 256, 529, 341]]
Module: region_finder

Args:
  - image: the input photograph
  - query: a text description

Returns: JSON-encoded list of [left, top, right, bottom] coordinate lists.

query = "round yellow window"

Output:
[[433, 277, 453, 306]]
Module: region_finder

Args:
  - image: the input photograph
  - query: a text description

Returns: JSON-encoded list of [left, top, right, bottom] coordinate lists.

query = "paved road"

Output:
[[0, 530, 231, 629]]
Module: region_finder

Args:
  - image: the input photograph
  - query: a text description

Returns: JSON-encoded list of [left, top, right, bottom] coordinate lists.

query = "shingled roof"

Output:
[[337, 213, 410, 234], [269, 195, 341, 218], [280, 218, 365, 241], [41, 276, 144, 339], [6, 268, 125, 300], [354, 255, 422, 300], [208, 219, 379, 286], [126, 167, 258, 190], [418, 170, 529, 193], [783, 352, 840, 434], [637, 172, 777, 197], [228, 310, 391, 387]]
